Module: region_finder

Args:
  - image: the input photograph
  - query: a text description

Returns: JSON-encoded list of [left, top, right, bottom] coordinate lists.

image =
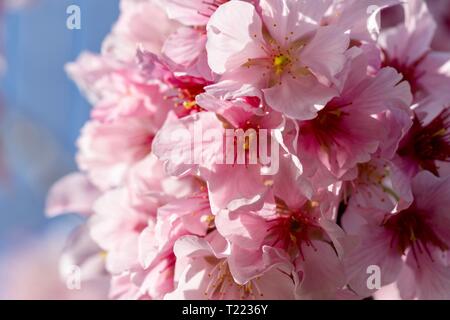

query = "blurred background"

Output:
[[0, 0, 119, 299]]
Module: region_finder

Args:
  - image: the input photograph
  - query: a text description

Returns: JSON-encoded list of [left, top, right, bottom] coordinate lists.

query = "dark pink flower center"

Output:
[[165, 75, 210, 115], [198, 0, 229, 18], [398, 109, 450, 176], [267, 199, 322, 260], [382, 52, 427, 96], [301, 99, 350, 148], [220, 113, 272, 167]]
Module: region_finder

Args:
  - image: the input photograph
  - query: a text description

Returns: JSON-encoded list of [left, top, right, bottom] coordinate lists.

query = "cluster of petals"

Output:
[[47, 0, 450, 300]]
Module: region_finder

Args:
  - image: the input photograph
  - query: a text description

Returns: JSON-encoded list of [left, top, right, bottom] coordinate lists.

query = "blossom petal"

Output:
[[206, 1, 265, 74]]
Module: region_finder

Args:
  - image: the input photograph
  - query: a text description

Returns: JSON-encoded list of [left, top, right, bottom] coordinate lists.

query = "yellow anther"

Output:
[[409, 226, 417, 242], [202, 215, 215, 225], [432, 128, 446, 137], [310, 201, 319, 208], [329, 109, 343, 117], [289, 233, 297, 242]]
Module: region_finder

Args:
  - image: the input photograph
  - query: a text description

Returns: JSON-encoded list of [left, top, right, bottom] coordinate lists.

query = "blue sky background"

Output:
[[0, 0, 119, 252]]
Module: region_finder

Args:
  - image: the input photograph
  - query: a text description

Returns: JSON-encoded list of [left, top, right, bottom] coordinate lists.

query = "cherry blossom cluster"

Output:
[[47, 0, 450, 300]]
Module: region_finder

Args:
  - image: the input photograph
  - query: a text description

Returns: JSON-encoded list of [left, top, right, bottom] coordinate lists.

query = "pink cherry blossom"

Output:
[[343, 171, 450, 299], [215, 187, 350, 299], [396, 108, 450, 177], [102, 0, 179, 61], [161, 0, 232, 26], [291, 50, 412, 184], [379, 0, 450, 120], [89, 188, 149, 274], [161, 27, 212, 80], [66, 52, 171, 123], [76, 116, 158, 190], [166, 232, 298, 299]]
